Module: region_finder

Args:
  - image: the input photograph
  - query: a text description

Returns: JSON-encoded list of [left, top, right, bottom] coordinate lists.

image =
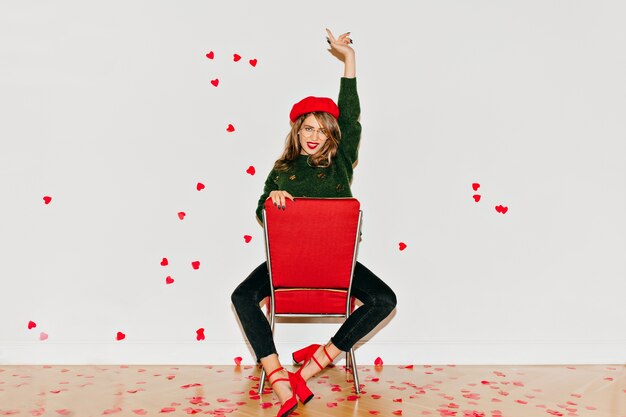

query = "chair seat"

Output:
[[267, 289, 357, 315]]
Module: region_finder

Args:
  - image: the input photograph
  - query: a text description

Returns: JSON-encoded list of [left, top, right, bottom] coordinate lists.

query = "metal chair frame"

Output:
[[257, 204, 363, 395]]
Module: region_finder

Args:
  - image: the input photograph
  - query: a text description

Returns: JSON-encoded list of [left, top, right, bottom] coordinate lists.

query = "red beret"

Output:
[[289, 96, 340, 122]]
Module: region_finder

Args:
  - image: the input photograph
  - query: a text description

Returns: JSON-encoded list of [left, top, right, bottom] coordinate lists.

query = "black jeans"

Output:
[[231, 261, 397, 361]]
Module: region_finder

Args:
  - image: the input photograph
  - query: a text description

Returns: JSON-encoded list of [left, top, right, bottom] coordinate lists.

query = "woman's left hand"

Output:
[[326, 28, 354, 58]]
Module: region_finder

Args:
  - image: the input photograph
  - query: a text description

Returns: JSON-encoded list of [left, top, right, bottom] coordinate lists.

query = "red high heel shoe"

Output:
[[291, 344, 334, 404], [267, 366, 298, 417]]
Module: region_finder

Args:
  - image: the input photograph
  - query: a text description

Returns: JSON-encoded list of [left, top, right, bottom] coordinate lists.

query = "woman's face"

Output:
[[298, 114, 328, 155]]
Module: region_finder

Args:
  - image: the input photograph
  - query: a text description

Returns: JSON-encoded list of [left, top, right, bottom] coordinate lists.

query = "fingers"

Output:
[[325, 28, 336, 42], [326, 29, 352, 47], [269, 191, 293, 210]]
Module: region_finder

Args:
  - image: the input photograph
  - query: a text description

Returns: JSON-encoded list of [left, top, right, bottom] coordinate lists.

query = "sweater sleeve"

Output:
[[256, 169, 279, 224], [337, 77, 362, 165]]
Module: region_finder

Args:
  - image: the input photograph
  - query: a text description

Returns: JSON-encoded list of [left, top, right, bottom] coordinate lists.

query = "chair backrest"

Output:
[[263, 198, 361, 291]]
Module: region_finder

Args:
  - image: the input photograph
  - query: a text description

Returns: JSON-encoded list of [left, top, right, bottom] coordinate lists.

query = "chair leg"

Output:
[[349, 347, 360, 394]]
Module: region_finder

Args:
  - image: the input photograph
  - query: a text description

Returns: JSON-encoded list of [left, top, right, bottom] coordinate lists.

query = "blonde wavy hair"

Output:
[[273, 112, 341, 172]]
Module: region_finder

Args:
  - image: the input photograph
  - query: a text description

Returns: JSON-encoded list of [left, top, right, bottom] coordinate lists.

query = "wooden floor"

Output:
[[0, 364, 624, 416]]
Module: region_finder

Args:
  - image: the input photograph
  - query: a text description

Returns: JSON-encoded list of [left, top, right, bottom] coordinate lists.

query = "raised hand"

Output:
[[326, 28, 354, 58], [326, 28, 355, 78]]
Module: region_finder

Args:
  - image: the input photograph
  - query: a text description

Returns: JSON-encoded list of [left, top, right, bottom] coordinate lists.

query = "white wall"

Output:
[[1, 0, 624, 365]]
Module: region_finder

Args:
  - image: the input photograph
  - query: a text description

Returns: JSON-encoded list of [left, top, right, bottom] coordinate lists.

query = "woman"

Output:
[[231, 28, 397, 417]]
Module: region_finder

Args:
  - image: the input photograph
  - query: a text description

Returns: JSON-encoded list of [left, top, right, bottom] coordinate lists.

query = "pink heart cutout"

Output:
[[249, 58, 257, 67], [210, 79, 219, 87], [165, 276, 174, 285], [206, 51, 214, 59], [39, 332, 48, 341], [246, 166, 256, 175]]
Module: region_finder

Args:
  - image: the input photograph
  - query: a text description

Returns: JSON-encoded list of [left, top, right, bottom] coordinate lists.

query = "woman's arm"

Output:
[[327, 29, 360, 164]]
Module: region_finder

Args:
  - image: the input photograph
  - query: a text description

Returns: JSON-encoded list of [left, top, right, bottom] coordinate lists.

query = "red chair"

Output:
[[258, 197, 363, 395]]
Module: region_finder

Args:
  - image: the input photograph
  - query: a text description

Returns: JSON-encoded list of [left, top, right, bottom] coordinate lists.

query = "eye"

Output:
[[304, 126, 313, 132]]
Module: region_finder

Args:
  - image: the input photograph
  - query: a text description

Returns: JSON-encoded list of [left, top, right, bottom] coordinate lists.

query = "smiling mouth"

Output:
[[306, 142, 320, 150]]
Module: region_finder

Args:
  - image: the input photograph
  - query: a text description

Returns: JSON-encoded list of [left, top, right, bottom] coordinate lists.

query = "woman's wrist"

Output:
[[343, 53, 356, 78]]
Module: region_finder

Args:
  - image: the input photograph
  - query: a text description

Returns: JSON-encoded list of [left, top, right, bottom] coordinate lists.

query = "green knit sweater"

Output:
[[256, 77, 362, 222]]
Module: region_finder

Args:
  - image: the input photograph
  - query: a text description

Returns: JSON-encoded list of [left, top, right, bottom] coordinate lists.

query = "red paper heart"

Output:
[[233, 53, 241, 62], [211, 79, 219, 87], [196, 182, 205, 191], [249, 58, 257, 67], [43, 196, 52, 204], [246, 166, 255, 175], [28, 320, 37, 329], [132, 411, 147, 416], [191, 261, 200, 270], [206, 51, 214, 59], [473, 194, 481, 202], [472, 183, 480, 191], [243, 235, 252, 243], [392, 411, 403, 416], [103, 407, 122, 414], [160, 408, 176, 413], [226, 124, 235, 132], [234, 356, 242, 366], [161, 257, 169, 266], [260, 402, 273, 409], [178, 212, 186, 220], [39, 332, 48, 341], [56, 410, 71, 416], [501, 206, 508, 214], [116, 332, 125, 341], [165, 276, 174, 285], [495, 205, 508, 214], [374, 357, 383, 366], [196, 328, 205, 341], [398, 242, 407, 251], [327, 402, 338, 408]]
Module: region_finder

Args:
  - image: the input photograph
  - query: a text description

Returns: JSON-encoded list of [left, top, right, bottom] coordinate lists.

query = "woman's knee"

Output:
[[378, 287, 397, 314], [231, 285, 254, 308]]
